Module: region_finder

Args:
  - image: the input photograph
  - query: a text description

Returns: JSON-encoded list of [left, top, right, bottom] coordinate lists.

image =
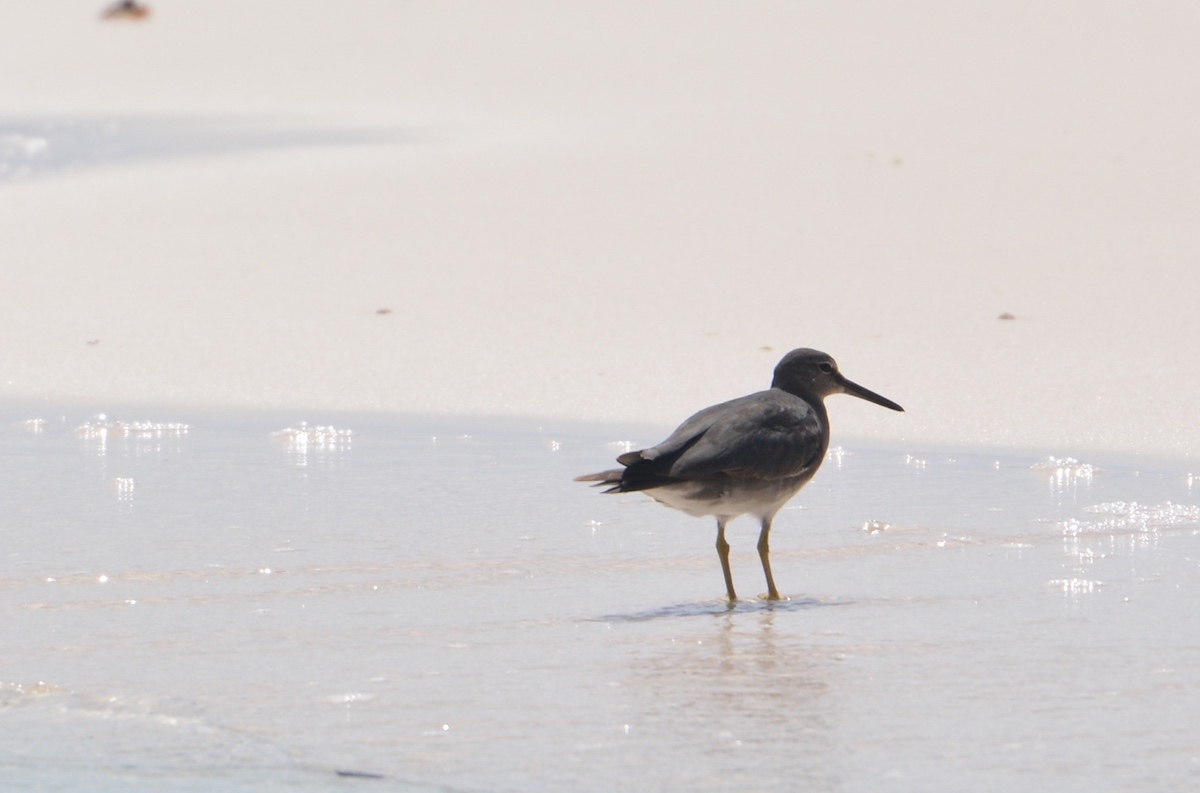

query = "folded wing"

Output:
[[614, 390, 825, 492]]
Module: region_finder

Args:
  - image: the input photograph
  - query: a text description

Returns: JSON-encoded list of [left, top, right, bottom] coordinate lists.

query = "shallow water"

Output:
[[2, 406, 1198, 791]]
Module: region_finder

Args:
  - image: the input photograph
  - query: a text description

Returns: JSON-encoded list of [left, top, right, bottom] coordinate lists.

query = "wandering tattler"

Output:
[[576, 348, 903, 601]]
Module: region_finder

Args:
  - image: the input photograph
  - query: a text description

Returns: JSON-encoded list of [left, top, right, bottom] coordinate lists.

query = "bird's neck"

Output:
[[776, 385, 831, 433], [809, 397, 831, 446]]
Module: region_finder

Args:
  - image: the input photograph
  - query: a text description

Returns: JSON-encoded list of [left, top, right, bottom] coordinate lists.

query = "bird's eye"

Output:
[[818, 362, 834, 373]]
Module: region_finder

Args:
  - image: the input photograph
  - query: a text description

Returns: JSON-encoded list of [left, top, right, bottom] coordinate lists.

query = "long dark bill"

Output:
[[840, 376, 904, 412]]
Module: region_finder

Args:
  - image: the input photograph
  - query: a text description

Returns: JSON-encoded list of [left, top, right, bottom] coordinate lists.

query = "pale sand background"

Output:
[[2, 1, 1198, 458]]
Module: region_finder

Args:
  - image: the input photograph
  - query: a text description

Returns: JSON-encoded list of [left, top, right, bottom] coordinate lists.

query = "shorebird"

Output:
[[576, 348, 903, 601]]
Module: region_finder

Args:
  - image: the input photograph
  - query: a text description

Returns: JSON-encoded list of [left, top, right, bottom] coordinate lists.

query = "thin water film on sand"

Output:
[[1, 406, 1198, 791]]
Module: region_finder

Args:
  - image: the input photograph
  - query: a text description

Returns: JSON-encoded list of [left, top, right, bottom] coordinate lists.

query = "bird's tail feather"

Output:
[[574, 469, 625, 493]]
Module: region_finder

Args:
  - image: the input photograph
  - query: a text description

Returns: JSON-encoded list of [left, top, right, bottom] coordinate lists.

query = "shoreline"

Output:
[[7, 399, 1198, 473]]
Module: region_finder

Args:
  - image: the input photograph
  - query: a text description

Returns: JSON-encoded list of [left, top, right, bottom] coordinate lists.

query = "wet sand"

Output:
[[3, 406, 1199, 790]]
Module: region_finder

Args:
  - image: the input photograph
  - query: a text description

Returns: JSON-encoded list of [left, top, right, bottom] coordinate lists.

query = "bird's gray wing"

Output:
[[616, 398, 736, 466], [616, 391, 824, 490]]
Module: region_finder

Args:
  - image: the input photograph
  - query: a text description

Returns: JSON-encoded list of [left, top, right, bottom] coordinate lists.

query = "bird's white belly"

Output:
[[646, 474, 813, 520]]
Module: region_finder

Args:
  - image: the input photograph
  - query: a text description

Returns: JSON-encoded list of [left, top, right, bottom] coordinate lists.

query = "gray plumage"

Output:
[[577, 348, 903, 601]]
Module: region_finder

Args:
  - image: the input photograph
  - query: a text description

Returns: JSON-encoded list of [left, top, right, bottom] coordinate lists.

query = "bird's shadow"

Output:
[[594, 595, 852, 623]]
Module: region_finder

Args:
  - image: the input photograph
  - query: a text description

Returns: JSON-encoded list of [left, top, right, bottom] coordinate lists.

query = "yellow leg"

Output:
[[716, 518, 737, 601], [757, 517, 781, 601]]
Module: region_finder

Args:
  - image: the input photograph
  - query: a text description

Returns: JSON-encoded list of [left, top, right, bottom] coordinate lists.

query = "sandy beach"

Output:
[[2, 1, 1198, 459], [3, 4, 1200, 792]]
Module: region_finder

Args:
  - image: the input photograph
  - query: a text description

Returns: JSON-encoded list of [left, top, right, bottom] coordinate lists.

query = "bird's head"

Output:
[[771, 348, 904, 411]]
